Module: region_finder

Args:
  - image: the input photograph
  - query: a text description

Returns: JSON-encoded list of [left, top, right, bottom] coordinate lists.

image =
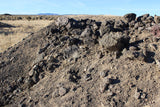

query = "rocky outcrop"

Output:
[[1, 13, 160, 107]]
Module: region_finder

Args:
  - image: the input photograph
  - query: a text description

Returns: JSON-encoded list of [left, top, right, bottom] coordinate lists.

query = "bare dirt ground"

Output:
[[0, 14, 160, 107]]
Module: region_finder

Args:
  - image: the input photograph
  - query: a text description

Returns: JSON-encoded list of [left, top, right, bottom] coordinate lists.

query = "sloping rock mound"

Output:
[[1, 14, 160, 107]]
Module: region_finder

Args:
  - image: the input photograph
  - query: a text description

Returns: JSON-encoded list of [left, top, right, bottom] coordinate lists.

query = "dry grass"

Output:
[[0, 20, 53, 52]]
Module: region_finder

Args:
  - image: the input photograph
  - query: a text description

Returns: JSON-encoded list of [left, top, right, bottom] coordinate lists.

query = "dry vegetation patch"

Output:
[[0, 20, 53, 52]]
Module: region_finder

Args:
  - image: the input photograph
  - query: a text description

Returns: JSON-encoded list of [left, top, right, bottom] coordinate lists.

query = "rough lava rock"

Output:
[[99, 33, 130, 52], [123, 13, 137, 22]]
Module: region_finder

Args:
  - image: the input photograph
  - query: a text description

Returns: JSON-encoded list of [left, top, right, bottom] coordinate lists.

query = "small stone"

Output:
[[13, 88, 21, 94], [17, 77, 24, 84], [59, 87, 67, 96], [108, 85, 114, 89], [44, 94, 49, 98], [100, 77, 111, 93], [89, 68, 94, 73], [8, 94, 13, 99], [129, 46, 137, 51], [29, 70, 35, 77], [38, 43, 49, 54], [155, 59, 160, 69], [149, 43, 157, 51], [85, 74, 92, 81], [81, 28, 91, 37], [39, 73, 45, 79], [32, 73, 39, 83], [52, 89, 59, 98], [137, 51, 146, 61], [122, 49, 135, 60], [48, 56, 59, 63], [7, 85, 14, 92], [25, 77, 35, 88], [134, 89, 140, 99], [32, 64, 39, 71], [138, 27, 144, 33], [98, 51, 104, 59], [140, 93, 146, 99], [32, 53, 45, 66], [100, 70, 109, 78], [103, 77, 111, 84], [72, 51, 79, 60], [18, 103, 27, 107], [100, 83, 108, 93], [106, 91, 113, 96], [47, 63, 55, 72]]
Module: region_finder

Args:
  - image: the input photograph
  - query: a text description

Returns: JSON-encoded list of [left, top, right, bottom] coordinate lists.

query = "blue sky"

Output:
[[1, 0, 160, 16]]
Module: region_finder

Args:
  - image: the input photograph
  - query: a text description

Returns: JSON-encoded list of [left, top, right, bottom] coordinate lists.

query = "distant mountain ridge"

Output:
[[38, 13, 58, 15]]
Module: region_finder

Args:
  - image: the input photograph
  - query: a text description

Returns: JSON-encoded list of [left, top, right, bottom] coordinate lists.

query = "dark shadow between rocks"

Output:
[[0, 22, 15, 28], [145, 51, 155, 63], [129, 40, 144, 48], [110, 78, 120, 84]]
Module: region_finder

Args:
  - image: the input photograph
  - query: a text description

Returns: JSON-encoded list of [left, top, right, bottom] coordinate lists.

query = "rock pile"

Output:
[[0, 13, 160, 107]]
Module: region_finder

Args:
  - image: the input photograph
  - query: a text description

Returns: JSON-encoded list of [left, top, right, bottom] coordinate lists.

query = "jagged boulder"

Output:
[[99, 33, 130, 52], [137, 14, 150, 22], [123, 13, 136, 22]]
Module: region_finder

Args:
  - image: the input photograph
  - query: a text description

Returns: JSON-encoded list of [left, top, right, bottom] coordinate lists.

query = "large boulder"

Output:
[[144, 16, 154, 24], [137, 14, 150, 22], [55, 17, 69, 27], [123, 13, 136, 22], [99, 33, 130, 52]]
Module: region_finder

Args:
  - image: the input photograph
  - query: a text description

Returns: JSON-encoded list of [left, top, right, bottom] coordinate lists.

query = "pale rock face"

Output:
[[55, 17, 69, 27]]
